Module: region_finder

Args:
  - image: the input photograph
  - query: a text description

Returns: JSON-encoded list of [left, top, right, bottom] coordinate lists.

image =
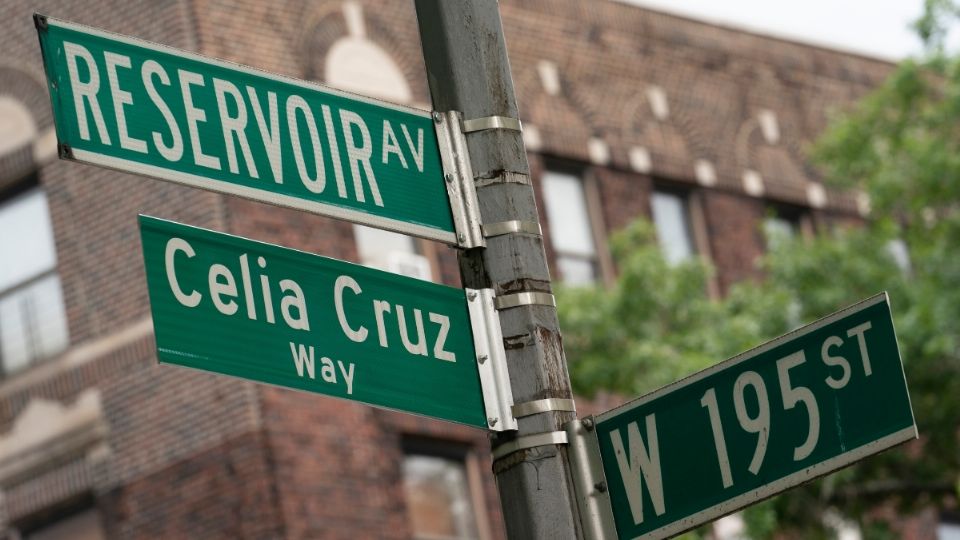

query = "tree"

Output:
[[558, 3, 960, 536]]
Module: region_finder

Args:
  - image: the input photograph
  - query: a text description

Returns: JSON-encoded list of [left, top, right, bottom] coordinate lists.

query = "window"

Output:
[[762, 204, 807, 251], [323, 3, 436, 283], [650, 190, 696, 265], [323, 2, 412, 104], [542, 169, 599, 285], [23, 509, 105, 540], [943, 525, 960, 540], [14, 500, 105, 540], [940, 514, 960, 540], [0, 96, 37, 156], [353, 225, 432, 281], [0, 187, 68, 376], [402, 440, 487, 540], [763, 215, 797, 244]]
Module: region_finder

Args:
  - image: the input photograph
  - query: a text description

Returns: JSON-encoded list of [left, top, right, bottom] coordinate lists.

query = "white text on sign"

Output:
[[63, 41, 427, 208], [611, 322, 875, 527]]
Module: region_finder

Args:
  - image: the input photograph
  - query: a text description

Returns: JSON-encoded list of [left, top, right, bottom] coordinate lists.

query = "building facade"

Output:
[[0, 0, 940, 538]]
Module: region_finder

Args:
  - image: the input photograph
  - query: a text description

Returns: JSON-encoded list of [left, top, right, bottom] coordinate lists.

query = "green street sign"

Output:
[[585, 294, 916, 539], [139, 216, 496, 428], [36, 15, 462, 244]]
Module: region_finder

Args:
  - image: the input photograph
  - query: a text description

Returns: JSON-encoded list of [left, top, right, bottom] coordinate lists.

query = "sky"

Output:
[[622, 0, 937, 60]]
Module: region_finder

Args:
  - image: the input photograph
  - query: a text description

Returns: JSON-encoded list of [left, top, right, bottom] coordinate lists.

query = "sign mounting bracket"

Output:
[[565, 417, 618, 540], [435, 111, 485, 248], [466, 288, 517, 431]]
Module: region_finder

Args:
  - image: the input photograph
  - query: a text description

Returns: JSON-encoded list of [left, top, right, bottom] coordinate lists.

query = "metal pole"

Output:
[[414, 2, 581, 539]]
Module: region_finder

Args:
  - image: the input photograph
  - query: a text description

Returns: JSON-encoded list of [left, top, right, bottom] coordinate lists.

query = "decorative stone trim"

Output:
[[758, 109, 780, 144], [695, 159, 717, 187], [0, 389, 107, 488], [646, 85, 670, 121], [807, 182, 827, 208], [629, 146, 652, 173], [522, 124, 543, 152], [742, 169, 765, 197], [537, 60, 561, 96], [588, 137, 610, 165]]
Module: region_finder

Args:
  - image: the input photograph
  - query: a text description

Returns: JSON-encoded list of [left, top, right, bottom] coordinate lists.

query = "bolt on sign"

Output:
[[575, 294, 916, 539], [139, 216, 507, 428], [35, 15, 461, 244]]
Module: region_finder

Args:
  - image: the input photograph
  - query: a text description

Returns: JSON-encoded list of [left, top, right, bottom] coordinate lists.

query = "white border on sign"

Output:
[[598, 292, 896, 421], [632, 427, 916, 540], [595, 292, 919, 539], [74, 150, 457, 244]]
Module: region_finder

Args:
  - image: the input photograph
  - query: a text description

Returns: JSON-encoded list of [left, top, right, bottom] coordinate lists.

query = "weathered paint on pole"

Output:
[[414, 2, 581, 538]]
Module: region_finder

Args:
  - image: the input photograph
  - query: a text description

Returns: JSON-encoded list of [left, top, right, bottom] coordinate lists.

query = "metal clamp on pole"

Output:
[[462, 115, 522, 134], [494, 291, 556, 310], [482, 220, 542, 238], [434, 111, 485, 248], [564, 417, 618, 540], [492, 431, 568, 461], [416, 2, 583, 536], [466, 288, 517, 431], [511, 397, 576, 419], [475, 171, 531, 188]]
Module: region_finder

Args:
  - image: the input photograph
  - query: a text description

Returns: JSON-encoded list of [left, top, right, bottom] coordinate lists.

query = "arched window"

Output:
[[0, 96, 69, 376], [323, 3, 430, 281], [0, 96, 37, 156], [325, 38, 412, 104]]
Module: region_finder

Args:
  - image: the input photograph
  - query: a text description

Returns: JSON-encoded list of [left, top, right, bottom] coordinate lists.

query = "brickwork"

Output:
[[98, 365, 262, 491], [48, 161, 227, 345], [99, 431, 284, 539], [499, 0, 892, 218], [701, 190, 767, 293], [0, 0, 935, 538], [261, 388, 409, 539], [593, 168, 655, 237], [0, 1, 267, 537], [0, 334, 150, 430], [257, 374, 504, 539], [225, 198, 359, 262], [0, 0, 216, 344]]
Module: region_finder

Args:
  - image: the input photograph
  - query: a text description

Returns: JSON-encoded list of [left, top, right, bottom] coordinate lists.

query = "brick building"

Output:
[[0, 0, 944, 538]]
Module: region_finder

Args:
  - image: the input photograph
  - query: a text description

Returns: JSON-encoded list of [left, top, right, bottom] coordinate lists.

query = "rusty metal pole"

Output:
[[414, 1, 581, 538]]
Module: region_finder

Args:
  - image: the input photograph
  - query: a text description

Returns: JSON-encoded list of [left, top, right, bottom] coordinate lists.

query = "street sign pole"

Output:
[[414, 2, 581, 539]]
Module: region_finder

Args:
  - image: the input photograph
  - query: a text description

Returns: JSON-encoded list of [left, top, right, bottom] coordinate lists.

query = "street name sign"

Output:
[[36, 15, 463, 244], [577, 293, 916, 539], [139, 216, 508, 429]]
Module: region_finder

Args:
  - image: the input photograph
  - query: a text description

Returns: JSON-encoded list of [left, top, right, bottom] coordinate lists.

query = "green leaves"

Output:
[[559, 5, 960, 534], [912, 0, 960, 52], [558, 220, 736, 398], [559, 213, 956, 534]]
